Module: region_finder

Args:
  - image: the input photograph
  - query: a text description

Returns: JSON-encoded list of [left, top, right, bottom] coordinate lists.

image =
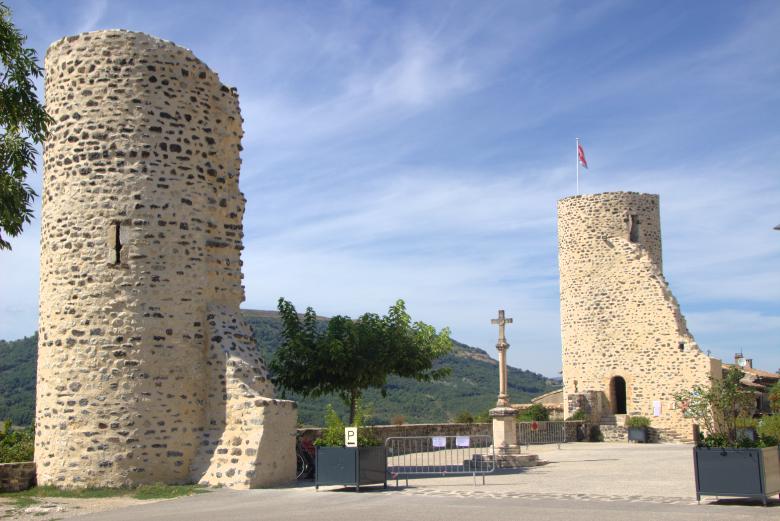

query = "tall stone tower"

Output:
[[37, 30, 296, 489], [558, 192, 720, 441]]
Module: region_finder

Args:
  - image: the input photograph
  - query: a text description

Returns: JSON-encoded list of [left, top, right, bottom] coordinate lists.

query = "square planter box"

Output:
[[315, 446, 387, 491], [693, 446, 780, 505], [627, 427, 648, 443]]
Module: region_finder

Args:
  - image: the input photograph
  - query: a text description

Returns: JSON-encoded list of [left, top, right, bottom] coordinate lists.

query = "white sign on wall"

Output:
[[653, 400, 662, 417], [345, 427, 358, 447]]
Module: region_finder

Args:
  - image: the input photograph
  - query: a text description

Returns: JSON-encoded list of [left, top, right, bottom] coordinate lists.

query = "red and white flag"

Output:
[[578, 142, 588, 169]]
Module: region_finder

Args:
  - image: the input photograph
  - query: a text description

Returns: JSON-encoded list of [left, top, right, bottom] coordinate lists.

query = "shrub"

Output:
[[769, 381, 780, 413], [758, 414, 780, 441], [0, 419, 34, 463], [314, 404, 381, 447], [567, 409, 587, 421], [517, 404, 549, 422], [735, 416, 758, 429], [674, 367, 757, 447], [473, 410, 491, 423], [452, 411, 474, 424], [625, 416, 651, 428]]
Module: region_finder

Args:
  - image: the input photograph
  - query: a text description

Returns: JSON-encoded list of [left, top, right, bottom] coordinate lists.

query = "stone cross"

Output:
[[491, 310, 513, 407]]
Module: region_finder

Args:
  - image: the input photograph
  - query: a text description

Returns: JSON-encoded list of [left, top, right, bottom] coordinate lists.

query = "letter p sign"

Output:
[[345, 427, 358, 447]]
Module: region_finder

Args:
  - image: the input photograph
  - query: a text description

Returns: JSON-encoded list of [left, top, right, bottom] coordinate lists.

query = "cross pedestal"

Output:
[[486, 310, 538, 468]]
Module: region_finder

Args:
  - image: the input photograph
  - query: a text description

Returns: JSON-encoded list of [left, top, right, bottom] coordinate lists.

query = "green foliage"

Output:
[[567, 409, 587, 421], [517, 403, 549, 422], [313, 404, 346, 447], [271, 298, 453, 423], [674, 367, 763, 447], [313, 403, 381, 447], [452, 411, 474, 424], [0, 313, 561, 428], [0, 418, 33, 462], [625, 416, 651, 428], [735, 416, 757, 429], [757, 415, 780, 442], [768, 381, 780, 413], [473, 410, 491, 423], [0, 333, 36, 426], [0, 3, 53, 249]]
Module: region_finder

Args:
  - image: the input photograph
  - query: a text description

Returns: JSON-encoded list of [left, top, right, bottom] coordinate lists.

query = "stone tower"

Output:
[[36, 30, 296, 489], [558, 192, 720, 441]]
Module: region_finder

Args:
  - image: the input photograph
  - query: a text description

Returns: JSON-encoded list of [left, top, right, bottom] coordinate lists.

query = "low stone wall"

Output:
[[0, 462, 35, 492], [299, 423, 491, 445]]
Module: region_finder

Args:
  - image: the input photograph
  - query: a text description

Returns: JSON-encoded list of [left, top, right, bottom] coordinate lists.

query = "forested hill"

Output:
[[0, 311, 559, 427]]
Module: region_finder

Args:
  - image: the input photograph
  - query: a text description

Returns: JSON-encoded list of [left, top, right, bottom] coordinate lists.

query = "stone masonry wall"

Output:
[[558, 192, 720, 441], [0, 462, 36, 492], [37, 30, 295, 488]]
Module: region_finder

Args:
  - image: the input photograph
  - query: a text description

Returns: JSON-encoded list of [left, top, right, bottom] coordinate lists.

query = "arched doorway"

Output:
[[611, 376, 627, 414]]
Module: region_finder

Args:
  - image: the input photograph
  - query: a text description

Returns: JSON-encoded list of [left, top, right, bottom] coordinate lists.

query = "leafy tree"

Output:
[[271, 298, 452, 424], [0, 2, 53, 250], [674, 367, 755, 446]]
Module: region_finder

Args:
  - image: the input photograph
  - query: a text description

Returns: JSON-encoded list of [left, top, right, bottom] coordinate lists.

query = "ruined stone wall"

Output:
[[37, 30, 295, 488], [558, 192, 720, 441]]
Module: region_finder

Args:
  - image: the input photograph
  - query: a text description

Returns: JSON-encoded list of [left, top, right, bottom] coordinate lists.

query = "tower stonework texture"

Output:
[[558, 192, 720, 441], [37, 30, 296, 489]]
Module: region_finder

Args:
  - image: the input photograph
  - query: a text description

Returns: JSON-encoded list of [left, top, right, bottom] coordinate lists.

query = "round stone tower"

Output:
[[37, 30, 296, 488], [558, 192, 717, 441]]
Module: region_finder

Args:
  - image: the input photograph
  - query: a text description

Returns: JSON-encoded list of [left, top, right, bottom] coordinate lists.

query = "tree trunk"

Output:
[[349, 391, 357, 425]]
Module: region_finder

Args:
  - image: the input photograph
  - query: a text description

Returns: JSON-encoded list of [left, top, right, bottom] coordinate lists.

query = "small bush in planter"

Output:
[[625, 416, 651, 428], [314, 404, 385, 490], [674, 367, 780, 504], [625, 416, 651, 443], [314, 404, 380, 447]]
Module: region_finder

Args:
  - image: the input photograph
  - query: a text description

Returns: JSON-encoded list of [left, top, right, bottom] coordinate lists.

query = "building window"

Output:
[[629, 214, 640, 243], [108, 222, 123, 265]]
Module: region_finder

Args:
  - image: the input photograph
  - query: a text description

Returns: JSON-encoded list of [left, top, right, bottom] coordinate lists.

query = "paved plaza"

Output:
[[60, 443, 778, 521]]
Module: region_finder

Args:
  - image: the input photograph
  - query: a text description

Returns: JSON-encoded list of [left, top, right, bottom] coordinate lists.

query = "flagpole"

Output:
[[576, 137, 580, 195]]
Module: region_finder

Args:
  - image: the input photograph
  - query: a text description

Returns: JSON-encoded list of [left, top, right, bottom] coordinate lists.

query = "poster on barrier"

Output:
[[456, 436, 470, 448], [431, 436, 446, 448]]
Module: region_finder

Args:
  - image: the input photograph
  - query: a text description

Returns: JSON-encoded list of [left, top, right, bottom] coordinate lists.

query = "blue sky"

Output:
[[1, 1, 778, 378]]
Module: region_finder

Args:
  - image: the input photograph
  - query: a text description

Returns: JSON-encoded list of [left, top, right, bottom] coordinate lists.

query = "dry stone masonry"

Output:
[[558, 192, 721, 441], [36, 30, 296, 489]]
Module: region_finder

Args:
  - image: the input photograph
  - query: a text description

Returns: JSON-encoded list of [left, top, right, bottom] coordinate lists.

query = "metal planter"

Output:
[[693, 446, 780, 505], [315, 446, 387, 491], [627, 427, 648, 443]]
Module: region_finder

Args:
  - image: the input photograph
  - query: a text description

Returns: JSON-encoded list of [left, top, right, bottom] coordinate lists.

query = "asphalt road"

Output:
[[72, 443, 780, 520], [75, 486, 780, 521]]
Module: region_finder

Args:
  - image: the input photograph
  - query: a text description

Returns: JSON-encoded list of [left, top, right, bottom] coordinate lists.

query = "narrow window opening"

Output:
[[629, 214, 640, 243], [678, 342, 685, 352], [114, 222, 122, 265]]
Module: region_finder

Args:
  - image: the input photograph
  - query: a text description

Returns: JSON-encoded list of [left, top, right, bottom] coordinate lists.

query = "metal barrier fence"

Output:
[[517, 421, 583, 448], [385, 435, 495, 486]]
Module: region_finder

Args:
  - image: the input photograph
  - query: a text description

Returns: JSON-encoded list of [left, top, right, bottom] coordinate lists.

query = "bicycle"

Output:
[[296, 434, 316, 480]]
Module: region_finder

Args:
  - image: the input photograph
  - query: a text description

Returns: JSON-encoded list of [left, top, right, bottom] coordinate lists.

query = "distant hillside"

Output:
[[0, 334, 37, 426], [0, 311, 559, 427], [244, 310, 559, 425]]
